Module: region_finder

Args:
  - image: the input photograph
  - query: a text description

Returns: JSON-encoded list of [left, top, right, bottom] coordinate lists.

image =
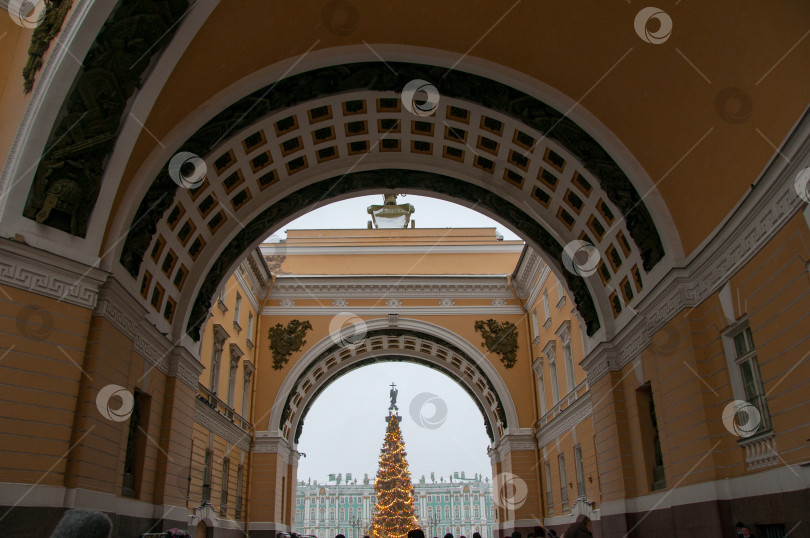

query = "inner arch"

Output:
[[268, 318, 522, 446]]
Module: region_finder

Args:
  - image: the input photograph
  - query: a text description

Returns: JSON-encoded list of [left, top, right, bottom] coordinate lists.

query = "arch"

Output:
[[104, 70, 678, 348], [265, 318, 522, 446]]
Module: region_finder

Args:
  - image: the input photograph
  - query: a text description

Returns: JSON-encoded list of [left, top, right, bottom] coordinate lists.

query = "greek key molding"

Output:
[[0, 238, 105, 309], [535, 392, 593, 449], [94, 278, 172, 375], [169, 346, 203, 390], [582, 110, 810, 383], [194, 398, 251, 452]]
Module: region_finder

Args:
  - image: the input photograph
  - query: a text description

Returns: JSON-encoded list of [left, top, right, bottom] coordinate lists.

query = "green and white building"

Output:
[[294, 472, 496, 538]]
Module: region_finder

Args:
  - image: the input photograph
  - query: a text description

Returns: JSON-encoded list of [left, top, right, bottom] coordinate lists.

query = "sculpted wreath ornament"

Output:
[[474, 319, 519, 368], [268, 319, 312, 370]]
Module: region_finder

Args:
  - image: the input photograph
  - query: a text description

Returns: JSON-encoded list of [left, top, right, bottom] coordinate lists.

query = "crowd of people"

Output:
[[396, 514, 593, 538], [43, 509, 757, 536]]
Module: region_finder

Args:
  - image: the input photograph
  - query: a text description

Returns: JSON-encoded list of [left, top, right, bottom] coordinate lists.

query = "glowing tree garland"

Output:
[[370, 412, 419, 538]]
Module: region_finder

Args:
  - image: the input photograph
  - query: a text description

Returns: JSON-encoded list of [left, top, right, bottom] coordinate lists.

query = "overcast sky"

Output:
[[274, 194, 521, 240], [286, 196, 515, 484], [296, 362, 493, 485]]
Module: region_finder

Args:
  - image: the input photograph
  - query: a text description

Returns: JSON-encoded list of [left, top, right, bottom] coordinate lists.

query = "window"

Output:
[[727, 325, 771, 434], [444, 507, 450, 520], [330, 507, 335, 520], [563, 340, 575, 392], [221, 457, 230, 516], [235, 465, 244, 519], [234, 292, 243, 331], [544, 461, 553, 512], [296, 510, 302, 522], [247, 312, 255, 343], [531, 309, 540, 339], [242, 362, 254, 418], [340, 508, 345, 521], [533, 359, 547, 415], [543, 290, 551, 323], [556, 278, 565, 306], [121, 389, 150, 499], [473, 505, 479, 518], [549, 358, 560, 404], [574, 445, 586, 498], [558, 454, 568, 506], [454, 506, 460, 519], [202, 449, 213, 502]]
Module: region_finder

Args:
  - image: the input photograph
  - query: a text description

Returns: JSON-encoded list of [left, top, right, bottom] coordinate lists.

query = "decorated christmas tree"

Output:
[[370, 383, 419, 538]]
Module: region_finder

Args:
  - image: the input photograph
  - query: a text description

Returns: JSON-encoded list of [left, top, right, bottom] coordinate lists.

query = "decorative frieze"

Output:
[[168, 346, 203, 390], [194, 398, 251, 452], [0, 239, 105, 309]]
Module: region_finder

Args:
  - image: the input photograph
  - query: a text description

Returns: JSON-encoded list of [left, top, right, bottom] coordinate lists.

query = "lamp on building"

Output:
[[367, 193, 415, 229]]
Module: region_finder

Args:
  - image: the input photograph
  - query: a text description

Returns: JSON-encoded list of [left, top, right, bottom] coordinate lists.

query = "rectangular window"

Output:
[[544, 461, 553, 513], [556, 279, 565, 306], [247, 312, 255, 342], [202, 449, 213, 502], [121, 389, 150, 499], [543, 290, 551, 322], [563, 341, 576, 392], [558, 454, 568, 506], [234, 292, 242, 328], [549, 360, 560, 404], [536, 366, 547, 415], [574, 445, 586, 498], [531, 309, 540, 338], [637, 383, 667, 491], [221, 457, 230, 516], [235, 465, 244, 519], [731, 326, 771, 433]]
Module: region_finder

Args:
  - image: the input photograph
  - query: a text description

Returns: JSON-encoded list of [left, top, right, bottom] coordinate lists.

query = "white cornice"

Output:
[[261, 243, 524, 256], [267, 275, 515, 299], [262, 305, 524, 316], [535, 391, 592, 449]]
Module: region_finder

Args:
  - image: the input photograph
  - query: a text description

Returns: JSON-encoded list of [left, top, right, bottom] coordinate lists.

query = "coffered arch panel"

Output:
[[111, 64, 675, 347]]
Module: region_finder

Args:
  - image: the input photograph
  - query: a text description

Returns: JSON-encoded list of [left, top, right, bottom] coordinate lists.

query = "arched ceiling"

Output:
[[2, 0, 809, 348], [100, 0, 810, 256]]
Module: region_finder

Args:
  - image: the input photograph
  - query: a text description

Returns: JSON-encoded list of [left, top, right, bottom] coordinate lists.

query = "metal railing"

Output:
[[198, 385, 251, 432]]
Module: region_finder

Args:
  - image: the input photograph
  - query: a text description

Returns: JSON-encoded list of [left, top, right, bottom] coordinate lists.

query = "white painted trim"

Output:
[[260, 243, 525, 255], [0, 482, 189, 521], [262, 306, 524, 316], [599, 461, 810, 516]]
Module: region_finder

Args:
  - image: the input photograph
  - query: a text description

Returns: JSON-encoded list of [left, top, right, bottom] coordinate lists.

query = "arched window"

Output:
[[454, 506, 460, 519], [319, 508, 325, 521], [444, 507, 450, 520], [340, 508, 345, 521], [330, 507, 336, 520]]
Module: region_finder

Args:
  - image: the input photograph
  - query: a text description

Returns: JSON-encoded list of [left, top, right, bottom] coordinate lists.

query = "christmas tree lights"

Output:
[[370, 385, 419, 538]]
